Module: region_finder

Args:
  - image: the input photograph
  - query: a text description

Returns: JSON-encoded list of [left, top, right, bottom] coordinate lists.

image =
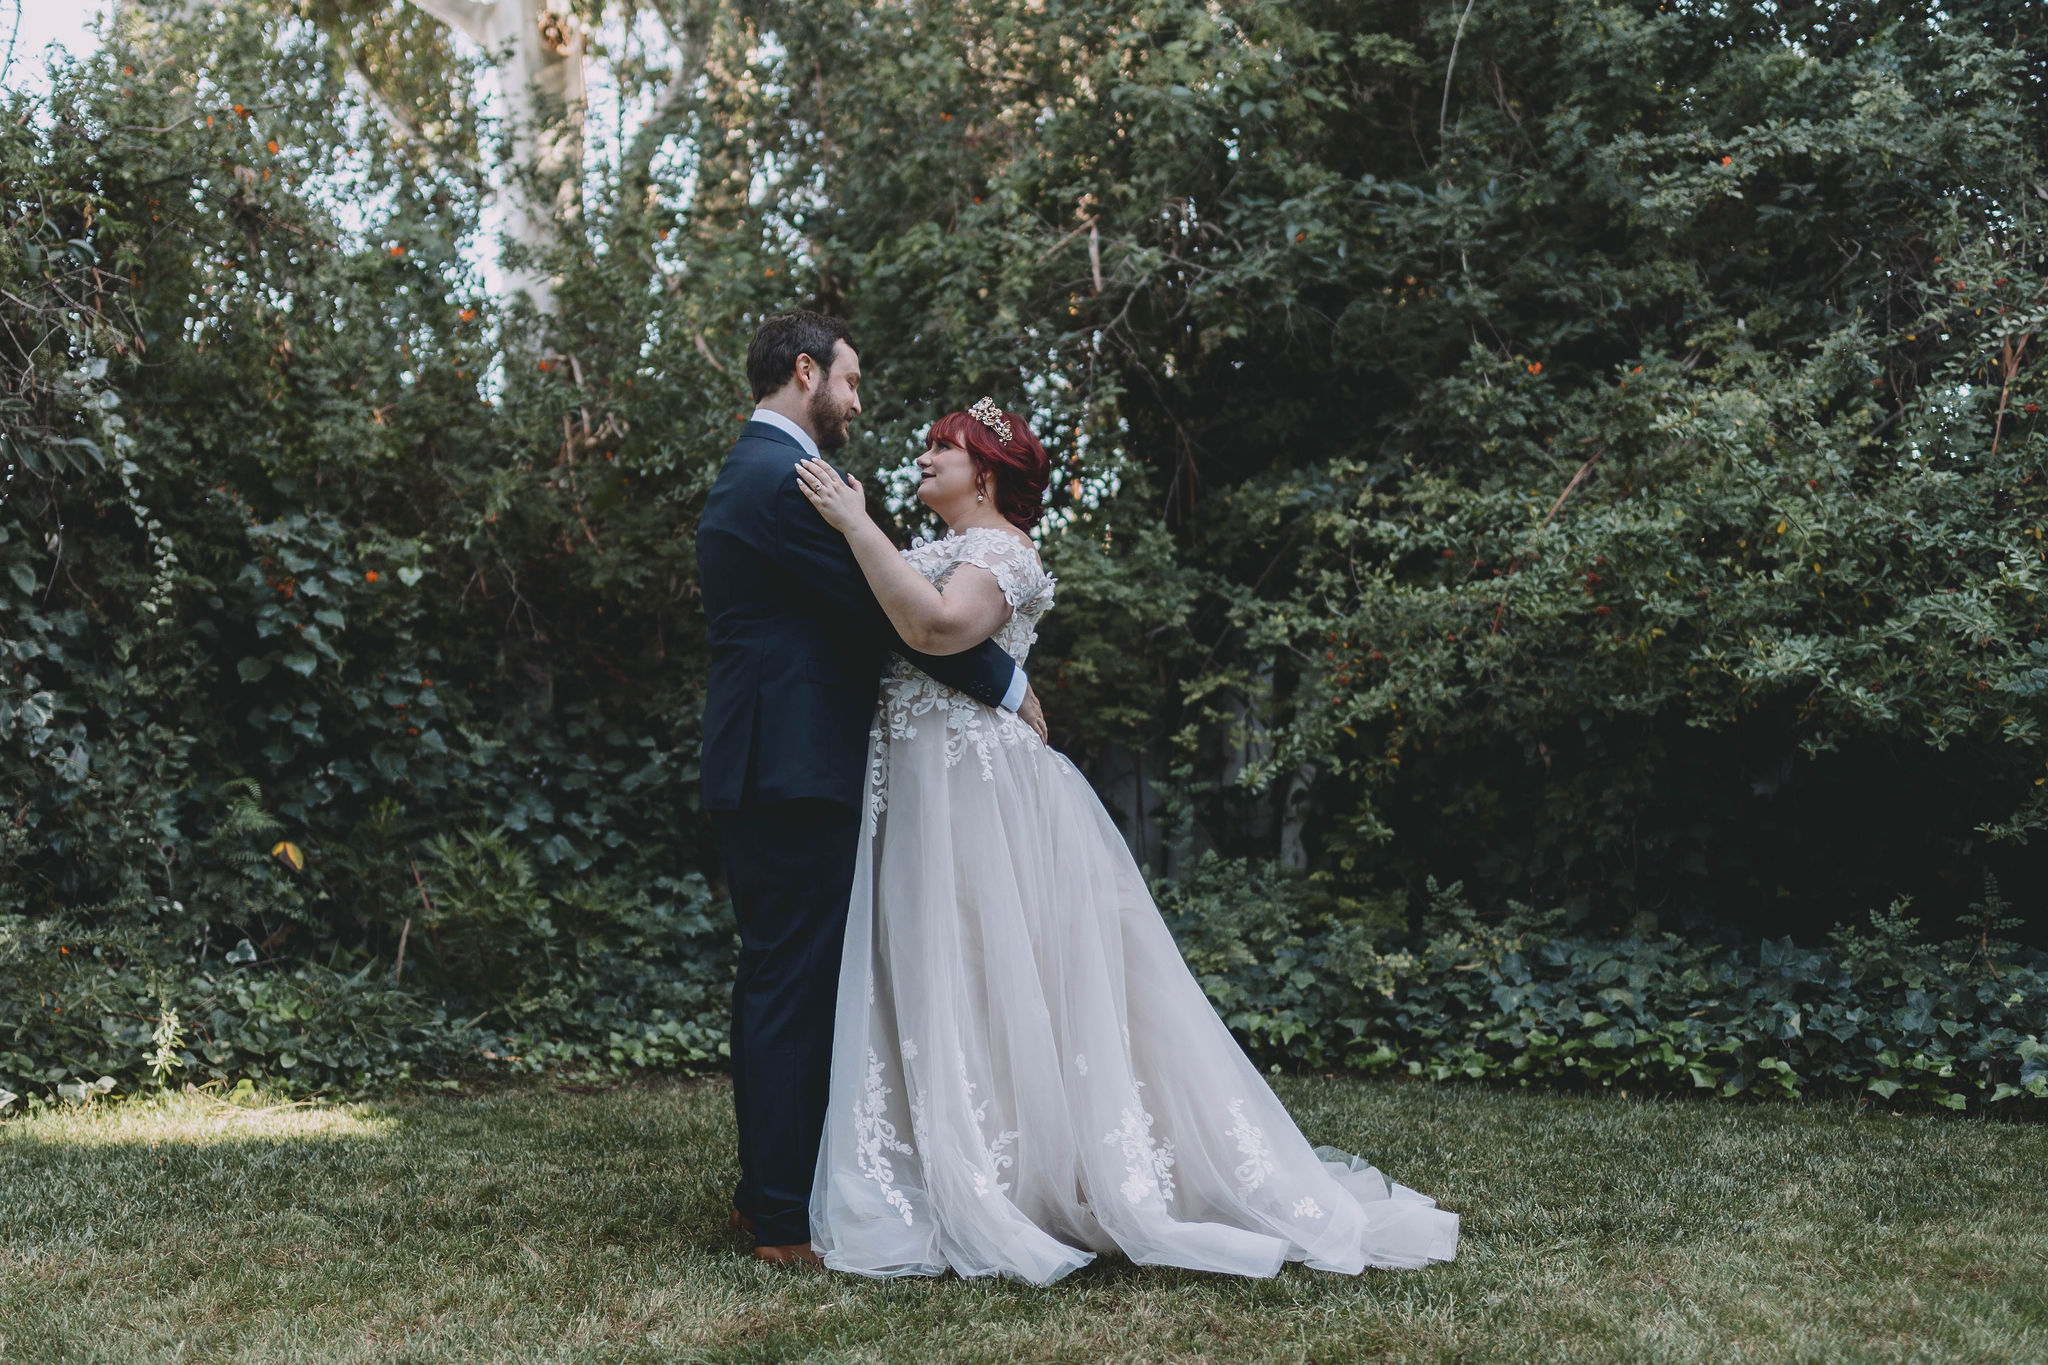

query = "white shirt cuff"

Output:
[[1000, 665, 1029, 713]]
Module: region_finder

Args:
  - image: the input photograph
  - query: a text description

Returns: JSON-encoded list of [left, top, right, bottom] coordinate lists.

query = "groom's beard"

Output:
[[808, 386, 855, 452]]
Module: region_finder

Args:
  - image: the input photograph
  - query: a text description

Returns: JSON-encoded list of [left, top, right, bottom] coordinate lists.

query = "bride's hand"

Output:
[[1018, 685, 1048, 744], [795, 457, 870, 532]]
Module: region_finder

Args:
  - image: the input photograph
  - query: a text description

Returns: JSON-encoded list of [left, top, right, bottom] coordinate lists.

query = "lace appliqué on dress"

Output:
[[1225, 1099, 1276, 1195], [863, 721, 890, 836], [1104, 1085, 1177, 1207], [854, 1048, 918, 1226], [960, 1047, 1020, 1198], [902, 526, 1056, 665], [949, 526, 1055, 627], [880, 527, 1065, 781], [879, 671, 1048, 781]]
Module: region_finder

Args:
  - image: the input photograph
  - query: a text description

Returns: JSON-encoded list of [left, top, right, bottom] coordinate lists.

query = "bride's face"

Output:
[[915, 438, 982, 519]]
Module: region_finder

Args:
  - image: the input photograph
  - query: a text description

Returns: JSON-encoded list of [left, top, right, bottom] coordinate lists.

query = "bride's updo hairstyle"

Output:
[[926, 405, 1052, 532]]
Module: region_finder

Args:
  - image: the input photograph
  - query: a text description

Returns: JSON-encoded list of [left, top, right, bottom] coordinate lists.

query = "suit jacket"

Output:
[[695, 421, 1020, 812]]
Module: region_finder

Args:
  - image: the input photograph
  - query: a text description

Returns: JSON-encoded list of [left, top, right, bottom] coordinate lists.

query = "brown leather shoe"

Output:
[[726, 1207, 754, 1236], [752, 1242, 824, 1267]]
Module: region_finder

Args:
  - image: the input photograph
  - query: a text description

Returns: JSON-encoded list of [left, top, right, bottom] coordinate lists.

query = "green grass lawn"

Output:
[[2, 1078, 2044, 1364]]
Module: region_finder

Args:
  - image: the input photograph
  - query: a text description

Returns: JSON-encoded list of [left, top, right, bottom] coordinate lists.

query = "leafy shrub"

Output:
[[0, 8, 735, 1107], [0, 913, 486, 1105], [0, 853, 734, 1110], [1162, 855, 2048, 1112]]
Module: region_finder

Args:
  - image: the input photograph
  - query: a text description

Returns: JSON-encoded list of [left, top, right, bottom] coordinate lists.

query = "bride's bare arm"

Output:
[[795, 457, 1013, 655]]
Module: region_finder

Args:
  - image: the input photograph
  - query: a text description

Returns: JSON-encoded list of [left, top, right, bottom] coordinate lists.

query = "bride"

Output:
[[791, 399, 1458, 1283]]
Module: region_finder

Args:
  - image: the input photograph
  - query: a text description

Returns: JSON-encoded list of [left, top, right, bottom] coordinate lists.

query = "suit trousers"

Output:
[[712, 798, 862, 1248]]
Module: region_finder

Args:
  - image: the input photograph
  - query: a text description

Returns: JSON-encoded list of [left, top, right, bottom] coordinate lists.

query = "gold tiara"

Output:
[[968, 396, 1013, 444]]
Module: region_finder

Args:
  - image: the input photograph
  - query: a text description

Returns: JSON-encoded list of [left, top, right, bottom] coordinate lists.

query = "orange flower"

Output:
[[365, 570, 380, 583], [233, 104, 246, 117], [459, 308, 476, 321], [388, 245, 405, 257], [1527, 361, 1543, 375], [940, 112, 953, 121], [1719, 155, 1731, 166], [267, 140, 279, 154]]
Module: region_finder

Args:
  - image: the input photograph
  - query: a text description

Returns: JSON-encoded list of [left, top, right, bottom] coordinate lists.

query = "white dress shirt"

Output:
[[749, 406, 819, 460], [751, 407, 1028, 713]]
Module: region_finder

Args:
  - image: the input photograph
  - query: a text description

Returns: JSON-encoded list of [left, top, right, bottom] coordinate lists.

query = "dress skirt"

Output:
[[808, 667, 1460, 1284]]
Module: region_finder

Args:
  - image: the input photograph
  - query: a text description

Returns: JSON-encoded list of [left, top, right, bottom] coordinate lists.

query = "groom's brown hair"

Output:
[[747, 310, 858, 400]]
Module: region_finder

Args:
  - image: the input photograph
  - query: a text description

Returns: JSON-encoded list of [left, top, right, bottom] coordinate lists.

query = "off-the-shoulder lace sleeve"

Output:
[[952, 527, 1054, 612]]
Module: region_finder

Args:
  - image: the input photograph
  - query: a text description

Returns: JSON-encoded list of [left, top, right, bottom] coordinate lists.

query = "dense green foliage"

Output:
[[746, 0, 2048, 935], [4, 0, 2047, 1103], [2, 5, 737, 1098], [1162, 858, 2048, 1112]]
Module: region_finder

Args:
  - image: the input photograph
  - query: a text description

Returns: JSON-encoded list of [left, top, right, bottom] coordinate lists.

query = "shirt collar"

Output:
[[748, 407, 820, 461]]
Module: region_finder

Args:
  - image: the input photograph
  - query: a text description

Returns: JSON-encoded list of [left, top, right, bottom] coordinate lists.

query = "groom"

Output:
[[696, 311, 1043, 1263]]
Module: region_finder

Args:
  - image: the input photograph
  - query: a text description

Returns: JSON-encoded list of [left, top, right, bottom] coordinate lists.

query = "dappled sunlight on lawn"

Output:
[[0, 1092, 398, 1149]]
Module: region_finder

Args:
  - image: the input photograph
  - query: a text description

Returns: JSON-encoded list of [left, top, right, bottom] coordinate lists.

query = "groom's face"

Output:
[[805, 341, 863, 452]]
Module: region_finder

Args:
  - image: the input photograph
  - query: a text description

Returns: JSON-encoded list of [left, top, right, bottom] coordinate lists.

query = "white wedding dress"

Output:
[[809, 527, 1459, 1283]]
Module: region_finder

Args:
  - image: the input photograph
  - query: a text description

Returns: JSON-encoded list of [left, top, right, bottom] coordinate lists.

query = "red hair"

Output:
[[925, 406, 1051, 531]]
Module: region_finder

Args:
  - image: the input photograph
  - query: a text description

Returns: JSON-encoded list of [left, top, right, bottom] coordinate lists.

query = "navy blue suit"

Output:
[[695, 420, 1017, 1246]]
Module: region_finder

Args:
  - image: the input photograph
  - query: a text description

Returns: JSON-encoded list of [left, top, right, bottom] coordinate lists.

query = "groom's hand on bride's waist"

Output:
[[1019, 686, 1048, 744]]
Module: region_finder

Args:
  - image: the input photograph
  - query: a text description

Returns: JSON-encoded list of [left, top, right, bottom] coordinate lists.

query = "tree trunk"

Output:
[[408, 0, 584, 312]]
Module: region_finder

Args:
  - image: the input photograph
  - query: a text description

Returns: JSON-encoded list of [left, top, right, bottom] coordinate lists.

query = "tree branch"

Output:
[[408, 0, 498, 46], [335, 33, 479, 180], [1438, 0, 1478, 145]]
